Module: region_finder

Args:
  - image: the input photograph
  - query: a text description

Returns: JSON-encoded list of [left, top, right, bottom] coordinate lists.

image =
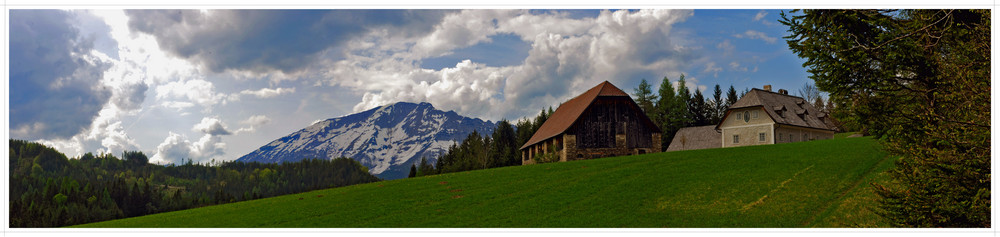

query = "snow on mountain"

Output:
[[236, 102, 496, 180]]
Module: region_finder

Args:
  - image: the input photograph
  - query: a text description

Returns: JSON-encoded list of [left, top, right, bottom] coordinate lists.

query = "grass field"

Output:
[[77, 136, 892, 228]]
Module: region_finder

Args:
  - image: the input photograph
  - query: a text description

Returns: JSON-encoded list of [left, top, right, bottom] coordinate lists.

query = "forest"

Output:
[[9, 139, 381, 227]]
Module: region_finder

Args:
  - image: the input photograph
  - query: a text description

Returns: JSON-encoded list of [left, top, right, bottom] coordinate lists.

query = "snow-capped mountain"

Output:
[[237, 102, 495, 180]]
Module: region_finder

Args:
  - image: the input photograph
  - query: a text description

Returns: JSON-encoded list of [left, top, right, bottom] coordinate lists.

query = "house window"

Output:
[[736, 112, 742, 121], [752, 110, 759, 119], [779, 133, 783, 141], [759, 133, 766, 142], [804, 133, 809, 140], [743, 111, 750, 122], [733, 135, 739, 144]]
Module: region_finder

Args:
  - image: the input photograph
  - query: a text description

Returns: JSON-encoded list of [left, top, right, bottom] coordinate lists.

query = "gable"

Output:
[[520, 81, 661, 150], [719, 89, 835, 131]]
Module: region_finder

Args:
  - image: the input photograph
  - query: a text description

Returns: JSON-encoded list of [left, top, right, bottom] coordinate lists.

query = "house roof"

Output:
[[665, 125, 721, 152], [717, 88, 836, 131], [519, 81, 657, 150]]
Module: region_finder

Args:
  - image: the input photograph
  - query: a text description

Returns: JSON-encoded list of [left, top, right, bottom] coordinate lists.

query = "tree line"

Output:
[[408, 108, 553, 178], [9, 139, 380, 227], [633, 75, 843, 150], [632, 74, 740, 150]]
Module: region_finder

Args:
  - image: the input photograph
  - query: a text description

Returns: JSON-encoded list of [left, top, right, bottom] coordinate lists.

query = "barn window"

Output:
[[804, 133, 809, 140], [759, 133, 766, 142], [733, 135, 739, 144], [577, 154, 583, 159]]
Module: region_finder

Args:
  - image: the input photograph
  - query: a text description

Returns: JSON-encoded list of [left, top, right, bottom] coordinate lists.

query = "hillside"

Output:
[[78, 136, 892, 228], [238, 102, 496, 180]]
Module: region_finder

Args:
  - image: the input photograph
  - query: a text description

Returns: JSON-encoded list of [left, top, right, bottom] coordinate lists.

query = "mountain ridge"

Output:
[[237, 102, 495, 179]]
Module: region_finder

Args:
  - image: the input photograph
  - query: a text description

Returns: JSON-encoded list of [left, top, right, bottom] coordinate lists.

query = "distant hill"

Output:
[[84, 136, 893, 227], [237, 102, 495, 180]]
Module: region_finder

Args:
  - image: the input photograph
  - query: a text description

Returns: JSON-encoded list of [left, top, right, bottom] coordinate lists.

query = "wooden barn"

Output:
[[520, 81, 662, 165]]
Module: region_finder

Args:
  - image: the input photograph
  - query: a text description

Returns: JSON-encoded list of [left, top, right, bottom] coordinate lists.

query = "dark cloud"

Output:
[[125, 10, 449, 74], [10, 10, 111, 140]]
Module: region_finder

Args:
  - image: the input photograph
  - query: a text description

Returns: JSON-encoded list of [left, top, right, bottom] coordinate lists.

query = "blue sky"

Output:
[[9, 9, 817, 164]]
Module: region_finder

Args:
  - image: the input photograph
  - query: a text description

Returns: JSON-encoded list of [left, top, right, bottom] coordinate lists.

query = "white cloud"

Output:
[[192, 117, 232, 136], [319, 9, 697, 121], [155, 79, 226, 110], [733, 30, 777, 44], [37, 105, 140, 158], [150, 116, 232, 164], [410, 10, 518, 59], [753, 11, 768, 21], [703, 62, 722, 77], [241, 115, 271, 126], [730, 61, 749, 72], [229, 87, 296, 101], [233, 115, 272, 135]]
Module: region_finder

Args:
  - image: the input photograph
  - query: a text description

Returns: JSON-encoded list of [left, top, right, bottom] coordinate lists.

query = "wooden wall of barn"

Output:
[[567, 97, 656, 149]]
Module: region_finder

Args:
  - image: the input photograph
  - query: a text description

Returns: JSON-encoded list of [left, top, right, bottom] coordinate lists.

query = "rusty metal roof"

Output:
[[519, 81, 649, 150]]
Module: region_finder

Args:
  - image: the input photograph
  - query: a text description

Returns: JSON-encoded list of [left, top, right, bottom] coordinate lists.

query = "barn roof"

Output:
[[718, 88, 836, 131], [519, 81, 656, 150], [665, 125, 721, 152]]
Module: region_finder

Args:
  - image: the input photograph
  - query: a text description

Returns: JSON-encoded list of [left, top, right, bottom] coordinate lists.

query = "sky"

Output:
[[9, 9, 816, 165]]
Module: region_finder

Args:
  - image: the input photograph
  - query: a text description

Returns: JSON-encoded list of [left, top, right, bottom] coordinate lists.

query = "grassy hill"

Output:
[[77, 136, 893, 228]]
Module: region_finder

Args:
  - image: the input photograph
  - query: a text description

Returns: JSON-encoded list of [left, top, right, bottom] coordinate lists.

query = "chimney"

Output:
[[778, 89, 788, 95], [763, 85, 772, 91]]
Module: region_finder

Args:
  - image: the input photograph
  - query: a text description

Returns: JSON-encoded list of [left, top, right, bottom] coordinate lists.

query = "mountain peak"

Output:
[[237, 102, 495, 180]]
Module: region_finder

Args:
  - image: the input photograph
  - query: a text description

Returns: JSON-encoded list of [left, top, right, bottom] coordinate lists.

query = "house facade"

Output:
[[520, 81, 662, 165], [716, 86, 836, 148]]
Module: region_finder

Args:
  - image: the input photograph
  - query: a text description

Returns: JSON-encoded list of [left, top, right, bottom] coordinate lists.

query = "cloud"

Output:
[[753, 10, 768, 21], [730, 61, 749, 72], [150, 132, 228, 165], [151, 116, 232, 164], [410, 10, 518, 59], [125, 10, 447, 74], [37, 105, 140, 159], [241, 115, 272, 126], [192, 117, 232, 136], [10, 10, 113, 140], [733, 30, 777, 44], [154, 79, 226, 110], [234, 115, 272, 134], [326, 9, 696, 121], [703, 62, 722, 77], [230, 87, 296, 101]]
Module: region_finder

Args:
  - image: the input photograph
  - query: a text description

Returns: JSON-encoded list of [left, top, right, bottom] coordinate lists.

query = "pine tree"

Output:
[[711, 84, 724, 124], [407, 164, 416, 178], [726, 85, 738, 108], [782, 9, 989, 227], [655, 76, 688, 150], [633, 79, 658, 114]]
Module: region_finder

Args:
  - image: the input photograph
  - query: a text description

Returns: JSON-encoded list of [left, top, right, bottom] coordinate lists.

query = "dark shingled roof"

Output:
[[519, 81, 659, 150], [666, 125, 721, 152], [717, 88, 836, 131]]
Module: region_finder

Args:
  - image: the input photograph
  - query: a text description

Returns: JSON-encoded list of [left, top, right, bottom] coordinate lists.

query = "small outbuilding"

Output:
[[665, 125, 721, 152], [520, 81, 662, 165]]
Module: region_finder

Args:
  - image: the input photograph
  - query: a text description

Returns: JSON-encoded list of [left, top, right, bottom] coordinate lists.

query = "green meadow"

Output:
[[78, 136, 892, 228]]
